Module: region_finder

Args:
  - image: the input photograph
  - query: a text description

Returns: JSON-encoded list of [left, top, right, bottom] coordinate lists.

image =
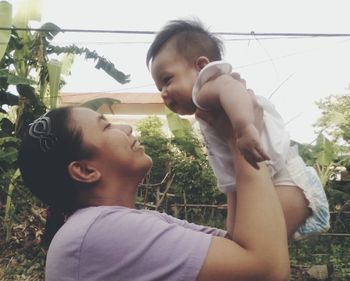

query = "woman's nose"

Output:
[[119, 124, 132, 135]]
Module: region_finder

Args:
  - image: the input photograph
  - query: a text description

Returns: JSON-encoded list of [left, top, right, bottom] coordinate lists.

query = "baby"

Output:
[[147, 19, 330, 239]]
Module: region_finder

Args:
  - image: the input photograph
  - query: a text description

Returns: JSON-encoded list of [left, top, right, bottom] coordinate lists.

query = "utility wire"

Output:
[[1, 26, 350, 37]]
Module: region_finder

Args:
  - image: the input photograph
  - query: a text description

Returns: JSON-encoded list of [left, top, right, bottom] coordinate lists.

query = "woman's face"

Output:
[[70, 107, 153, 179]]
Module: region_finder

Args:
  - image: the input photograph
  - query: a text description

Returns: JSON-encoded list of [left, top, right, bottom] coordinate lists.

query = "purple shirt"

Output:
[[46, 206, 226, 281]]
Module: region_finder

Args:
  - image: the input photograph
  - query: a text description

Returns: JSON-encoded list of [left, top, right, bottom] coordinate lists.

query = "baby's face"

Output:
[[150, 42, 198, 115]]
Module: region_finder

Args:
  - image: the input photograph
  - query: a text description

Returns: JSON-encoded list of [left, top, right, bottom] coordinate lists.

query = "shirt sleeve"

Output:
[[78, 208, 213, 281], [192, 60, 232, 111], [154, 211, 227, 237]]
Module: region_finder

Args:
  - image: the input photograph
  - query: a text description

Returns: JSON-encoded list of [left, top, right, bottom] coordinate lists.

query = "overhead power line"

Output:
[[0, 27, 350, 37]]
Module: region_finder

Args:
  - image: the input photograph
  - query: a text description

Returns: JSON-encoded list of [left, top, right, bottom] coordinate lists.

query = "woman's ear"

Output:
[[68, 161, 101, 184], [195, 56, 210, 70]]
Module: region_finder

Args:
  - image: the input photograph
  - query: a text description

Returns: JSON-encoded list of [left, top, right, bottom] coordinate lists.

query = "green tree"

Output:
[[137, 116, 172, 184], [314, 91, 350, 148], [0, 0, 128, 246]]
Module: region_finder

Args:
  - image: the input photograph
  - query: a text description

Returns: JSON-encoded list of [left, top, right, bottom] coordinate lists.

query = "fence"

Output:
[[137, 177, 350, 281]]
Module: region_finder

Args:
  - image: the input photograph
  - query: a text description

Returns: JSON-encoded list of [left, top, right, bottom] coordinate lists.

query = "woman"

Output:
[[18, 99, 289, 280]]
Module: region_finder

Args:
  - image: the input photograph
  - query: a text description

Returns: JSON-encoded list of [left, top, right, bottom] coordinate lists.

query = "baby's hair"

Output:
[[146, 18, 224, 67], [18, 106, 93, 245]]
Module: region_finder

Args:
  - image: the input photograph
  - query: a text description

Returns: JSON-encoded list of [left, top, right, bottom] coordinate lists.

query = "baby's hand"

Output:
[[236, 124, 270, 169]]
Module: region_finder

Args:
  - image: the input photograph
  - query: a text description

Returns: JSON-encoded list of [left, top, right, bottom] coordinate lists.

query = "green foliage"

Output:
[[137, 114, 219, 204], [0, 0, 129, 280], [136, 116, 172, 184], [0, 179, 46, 280], [0, 1, 11, 61], [166, 110, 203, 157], [136, 114, 225, 226], [315, 93, 350, 146], [287, 91, 350, 279], [49, 45, 130, 84]]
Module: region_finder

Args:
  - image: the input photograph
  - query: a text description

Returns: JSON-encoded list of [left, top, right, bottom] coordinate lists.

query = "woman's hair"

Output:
[[17, 106, 92, 245], [146, 18, 224, 67]]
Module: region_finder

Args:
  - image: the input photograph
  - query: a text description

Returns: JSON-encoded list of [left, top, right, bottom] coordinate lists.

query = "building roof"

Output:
[[60, 92, 165, 115], [61, 92, 163, 104]]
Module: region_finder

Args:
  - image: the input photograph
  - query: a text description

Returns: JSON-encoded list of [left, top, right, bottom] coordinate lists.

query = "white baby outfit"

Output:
[[192, 61, 330, 239]]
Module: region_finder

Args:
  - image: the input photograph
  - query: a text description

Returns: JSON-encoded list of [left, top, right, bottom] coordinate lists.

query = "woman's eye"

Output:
[[105, 123, 112, 129]]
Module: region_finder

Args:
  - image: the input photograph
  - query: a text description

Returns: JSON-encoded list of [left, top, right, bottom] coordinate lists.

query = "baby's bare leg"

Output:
[[275, 185, 311, 237], [226, 186, 311, 239]]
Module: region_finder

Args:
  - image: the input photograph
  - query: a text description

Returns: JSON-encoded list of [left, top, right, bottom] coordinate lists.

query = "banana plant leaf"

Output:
[[80, 98, 121, 113], [6, 74, 36, 85], [0, 146, 18, 164], [0, 136, 19, 146], [0, 91, 19, 107], [0, 1, 12, 61], [47, 59, 62, 109], [61, 53, 75, 76], [16, 84, 36, 99], [95, 58, 130, 84], [40, 22, 61, 40], [315, 134, 336, 166], [49, 45, 130, 85], [166, 109, 203, 157], [166, 109, 192, 138], [13, 0, 41, 27], [0, 117, 15, 134]]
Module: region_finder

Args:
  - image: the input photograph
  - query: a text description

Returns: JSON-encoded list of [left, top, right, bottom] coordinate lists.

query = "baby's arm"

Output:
[[197, 74, 270, 168]]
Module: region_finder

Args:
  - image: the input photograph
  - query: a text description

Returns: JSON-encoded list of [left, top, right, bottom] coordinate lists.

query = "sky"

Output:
[[9, 0, 350, 143]]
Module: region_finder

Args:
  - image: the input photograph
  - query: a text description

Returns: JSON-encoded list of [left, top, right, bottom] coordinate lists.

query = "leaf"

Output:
[[4, 168, 20, 242], [6, 74, 36, 85], [0, 69, 36, 85], [0, 136, 19, 146], [60, 53, 74, 76], [47, 59, 62, 108], [315, 134, 336, 166], [13, 0, 42, 28], [48, 45, 129, 85], [5, 92, 19, 106], [16, 84, 36, 98], [40, 22, 61, 41], [0, 146, 18, 164], [0, 91, 19, 106], [166, 110, 192, 138], [13, 0, 42, 44], [95, 57, 130, 84], [0, 117, 15, 134], [80, 98, 121, 112], [329, 111, 347, 126], [0, 1, 12, 61]]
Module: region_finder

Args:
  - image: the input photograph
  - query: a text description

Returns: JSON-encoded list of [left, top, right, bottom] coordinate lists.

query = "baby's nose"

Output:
[[160, 88, 167, 100]]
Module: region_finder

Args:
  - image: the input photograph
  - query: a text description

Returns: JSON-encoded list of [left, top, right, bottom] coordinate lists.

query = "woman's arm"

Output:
[[197, 149, 289, 281], [196, 95, 290, 281]]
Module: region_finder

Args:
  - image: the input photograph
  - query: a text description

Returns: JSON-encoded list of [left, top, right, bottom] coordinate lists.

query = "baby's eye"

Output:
[[104, 123, 112, 130], [163, 76, 171, 85]]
